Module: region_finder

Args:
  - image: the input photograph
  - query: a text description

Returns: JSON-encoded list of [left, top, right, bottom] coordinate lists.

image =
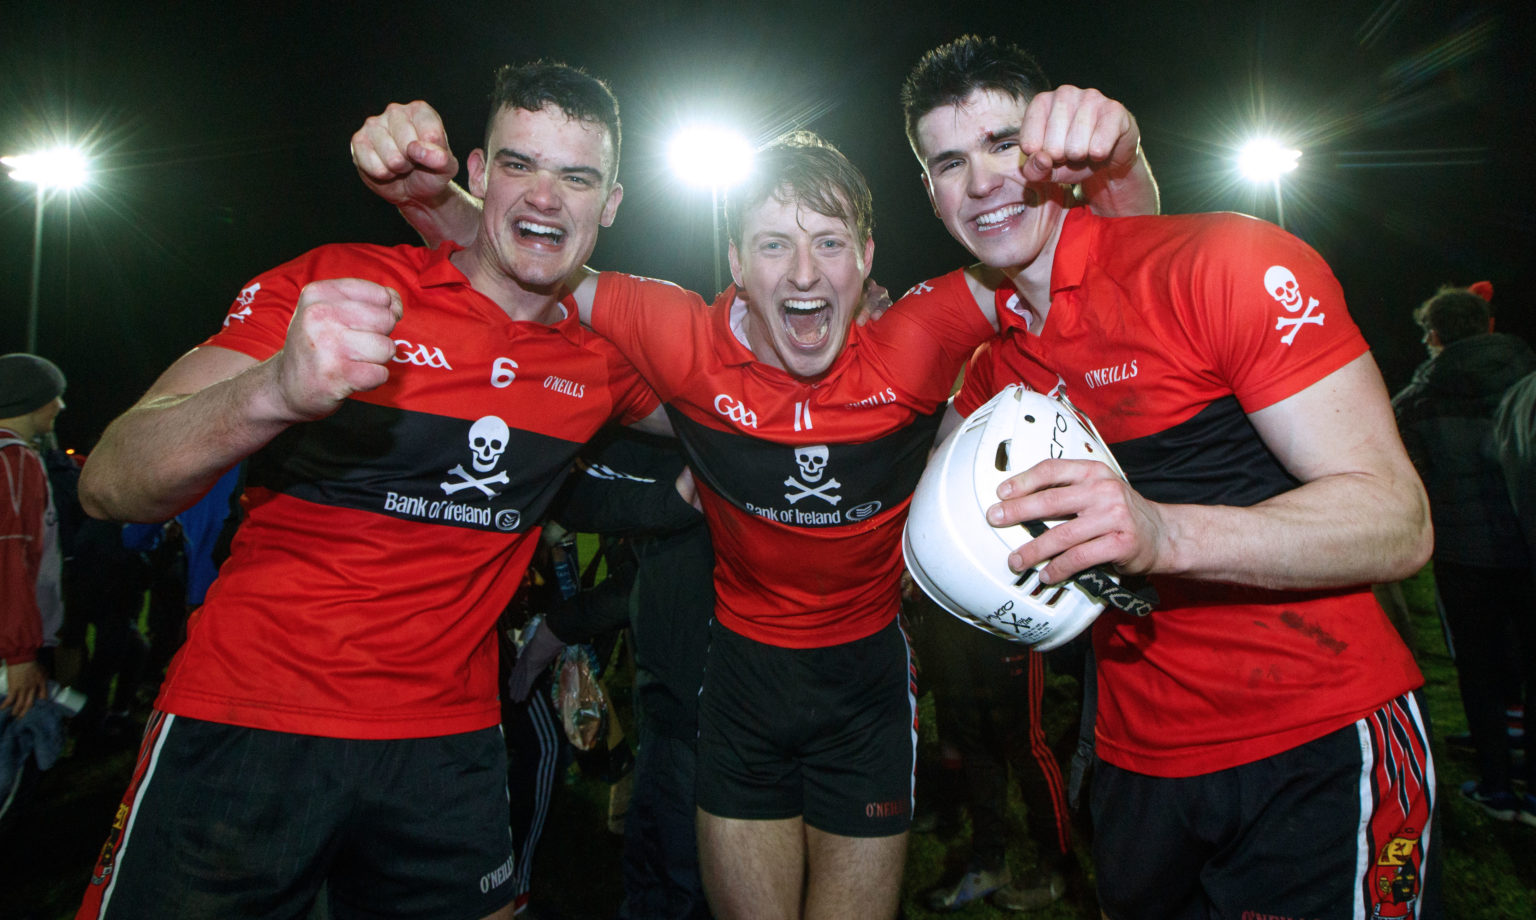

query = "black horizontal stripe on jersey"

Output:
[[1110, 395, 1299, 507], [665, 405, 943, 529], [248, 399, 582, 533]]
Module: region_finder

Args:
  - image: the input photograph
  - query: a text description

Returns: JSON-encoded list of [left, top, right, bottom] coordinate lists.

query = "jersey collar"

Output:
[[1049, 206, 1099, 298], [419, 241, 581, 337], [418, 241, 468, 288]]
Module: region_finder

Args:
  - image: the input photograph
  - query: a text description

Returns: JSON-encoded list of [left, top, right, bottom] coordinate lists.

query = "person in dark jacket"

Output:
[[1393, 282, 1536, 825], [506, 428, 715, 919]]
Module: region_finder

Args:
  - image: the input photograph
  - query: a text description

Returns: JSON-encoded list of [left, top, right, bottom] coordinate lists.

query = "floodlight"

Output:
[[668, 126, 754, 295], [4, 146, 90, 190], [1237, 138, 1301, 182], [5, 145, 91, 351], [668, 127, 754, 190]]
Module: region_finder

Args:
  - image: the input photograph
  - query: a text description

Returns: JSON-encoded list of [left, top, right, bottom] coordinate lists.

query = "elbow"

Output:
[[78, 458, 158, 523], [77, 461, 118, 521], [1383, 485, 1434, 582], [1384, 523, 1433, 583]]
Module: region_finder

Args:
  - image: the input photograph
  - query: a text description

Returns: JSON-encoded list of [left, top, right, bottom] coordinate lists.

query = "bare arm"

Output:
[[990, 353, 1432, 590], [351, 101, 481, 248], [80, 279, 402, 522], [1019, 85, 1159, 218]]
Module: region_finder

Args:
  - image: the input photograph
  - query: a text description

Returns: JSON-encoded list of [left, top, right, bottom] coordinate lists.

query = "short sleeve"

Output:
[[591, 273, 713, 400], [1176, 215, 1368, 413], [200, 252, 318, 361], [868, 270, 995, 406]]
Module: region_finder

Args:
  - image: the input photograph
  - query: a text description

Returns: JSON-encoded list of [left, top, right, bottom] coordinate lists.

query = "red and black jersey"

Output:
[[955, 208, 1423, 777], [157, 243, 657, 739], [592, 272, 993, 648]]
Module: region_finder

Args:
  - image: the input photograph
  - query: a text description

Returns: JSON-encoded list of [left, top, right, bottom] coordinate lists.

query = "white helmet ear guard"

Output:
[[903, 385, 1154, 651]]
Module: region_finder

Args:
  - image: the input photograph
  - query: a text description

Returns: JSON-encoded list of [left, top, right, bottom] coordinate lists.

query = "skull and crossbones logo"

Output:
[[784, 445, 842, 505], [1265, 265, 1325, 345], [441, 415, 512, 498], [224, 283, 260, 326]]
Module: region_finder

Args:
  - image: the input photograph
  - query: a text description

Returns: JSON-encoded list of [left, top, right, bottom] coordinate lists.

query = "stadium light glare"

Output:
[[3, 146, 91, 190], [668, 126, 754, 295], [668, 127, 754, 190], [1236, 138, 1300, 230], [5, 145, 91, 352]]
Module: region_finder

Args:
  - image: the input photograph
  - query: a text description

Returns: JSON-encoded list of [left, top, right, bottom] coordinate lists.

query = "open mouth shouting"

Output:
[[516, 218, 567, 246], [783, 297, 833, 349]]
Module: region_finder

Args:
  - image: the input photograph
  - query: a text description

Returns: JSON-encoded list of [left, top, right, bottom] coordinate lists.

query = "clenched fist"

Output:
[[1018, 85, 1142, 186], [274, 278, 402, 421], [351, 100, 460, 209]]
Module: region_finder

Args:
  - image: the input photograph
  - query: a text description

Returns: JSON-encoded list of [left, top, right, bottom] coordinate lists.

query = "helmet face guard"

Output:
[[903, 385, 1149, 651]]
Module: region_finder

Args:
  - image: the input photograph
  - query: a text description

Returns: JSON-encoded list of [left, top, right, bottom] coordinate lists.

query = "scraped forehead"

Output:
[[914, 88, 1030, 162]]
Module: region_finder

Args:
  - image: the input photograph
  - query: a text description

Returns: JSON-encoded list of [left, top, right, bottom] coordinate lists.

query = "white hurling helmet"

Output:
[[903, 385, 1153, 652]]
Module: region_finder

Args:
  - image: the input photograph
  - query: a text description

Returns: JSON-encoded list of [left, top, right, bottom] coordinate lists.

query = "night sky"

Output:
[[3, 0, 1531, 449]]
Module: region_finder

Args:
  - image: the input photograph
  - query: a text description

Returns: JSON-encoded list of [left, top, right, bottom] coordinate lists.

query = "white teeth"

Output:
[[783, 299, 829, 313], [975, 203, 1026, 228], [516, 220, 564, 239]]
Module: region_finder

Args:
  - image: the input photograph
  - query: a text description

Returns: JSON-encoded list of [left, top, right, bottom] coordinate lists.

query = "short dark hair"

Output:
[[724, 131, 874, 248], [486, 60, 622, 181], [901, 35, 1051, 154], [1415, 286, 1491, 346]]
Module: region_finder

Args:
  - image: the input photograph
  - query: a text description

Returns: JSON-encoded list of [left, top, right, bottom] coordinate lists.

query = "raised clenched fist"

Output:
[[274, 277, 402, 421], [351, 100, 460, 209]]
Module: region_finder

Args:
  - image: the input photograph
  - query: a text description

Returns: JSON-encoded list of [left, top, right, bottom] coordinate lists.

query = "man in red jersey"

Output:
[[75, 62, 663, 920], [898, 35, 1437, 920], [353, 88, 1156, 918]]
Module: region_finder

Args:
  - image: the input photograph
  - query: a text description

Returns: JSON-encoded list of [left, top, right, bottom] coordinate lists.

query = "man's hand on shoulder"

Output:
[[272, 278, 402, 422], [351, 101, 461, 210], [854, 279, 893, 327]]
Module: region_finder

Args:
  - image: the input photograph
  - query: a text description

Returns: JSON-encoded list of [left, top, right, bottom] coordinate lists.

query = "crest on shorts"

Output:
[[1369, 831, 1421, 918]]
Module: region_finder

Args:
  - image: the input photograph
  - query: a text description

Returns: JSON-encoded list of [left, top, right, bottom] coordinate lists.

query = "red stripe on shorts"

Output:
[[1356, 694, 1435, 919]]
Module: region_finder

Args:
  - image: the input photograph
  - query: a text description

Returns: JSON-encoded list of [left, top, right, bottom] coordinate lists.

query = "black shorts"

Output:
[[78, 713, 516, 920], [695, 618, 916, 837], [1092, 692, 1440, 920]]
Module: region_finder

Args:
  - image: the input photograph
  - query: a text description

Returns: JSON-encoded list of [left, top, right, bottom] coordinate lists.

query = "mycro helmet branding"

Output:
[[903, 385, 1149, 651]]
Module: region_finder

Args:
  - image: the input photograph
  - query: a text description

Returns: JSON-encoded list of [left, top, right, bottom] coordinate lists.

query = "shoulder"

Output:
[[894, 267, 979, 308], [1097, 212, 1303, 263], [595, 271, 708, 318], [883, 266, 995, 335], [0, 436, 43, 484], [597, 271, 698, 301], [258, 242, 434, 286], [287, 241, 433, 273], [1095, 213, 1340, 313]]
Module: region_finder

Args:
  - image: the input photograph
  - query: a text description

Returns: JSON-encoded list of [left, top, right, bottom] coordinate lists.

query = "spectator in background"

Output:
[[0, 353, 71, 827], [1496, 366, 1536, 579], [72, 518, 152, 750], [912, 593, 1080, 912], [525, 429, 713, 920], [1492, 335, 1536, 828], [1, 353, 68, 720], [1393, 281, 1536, 825]]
